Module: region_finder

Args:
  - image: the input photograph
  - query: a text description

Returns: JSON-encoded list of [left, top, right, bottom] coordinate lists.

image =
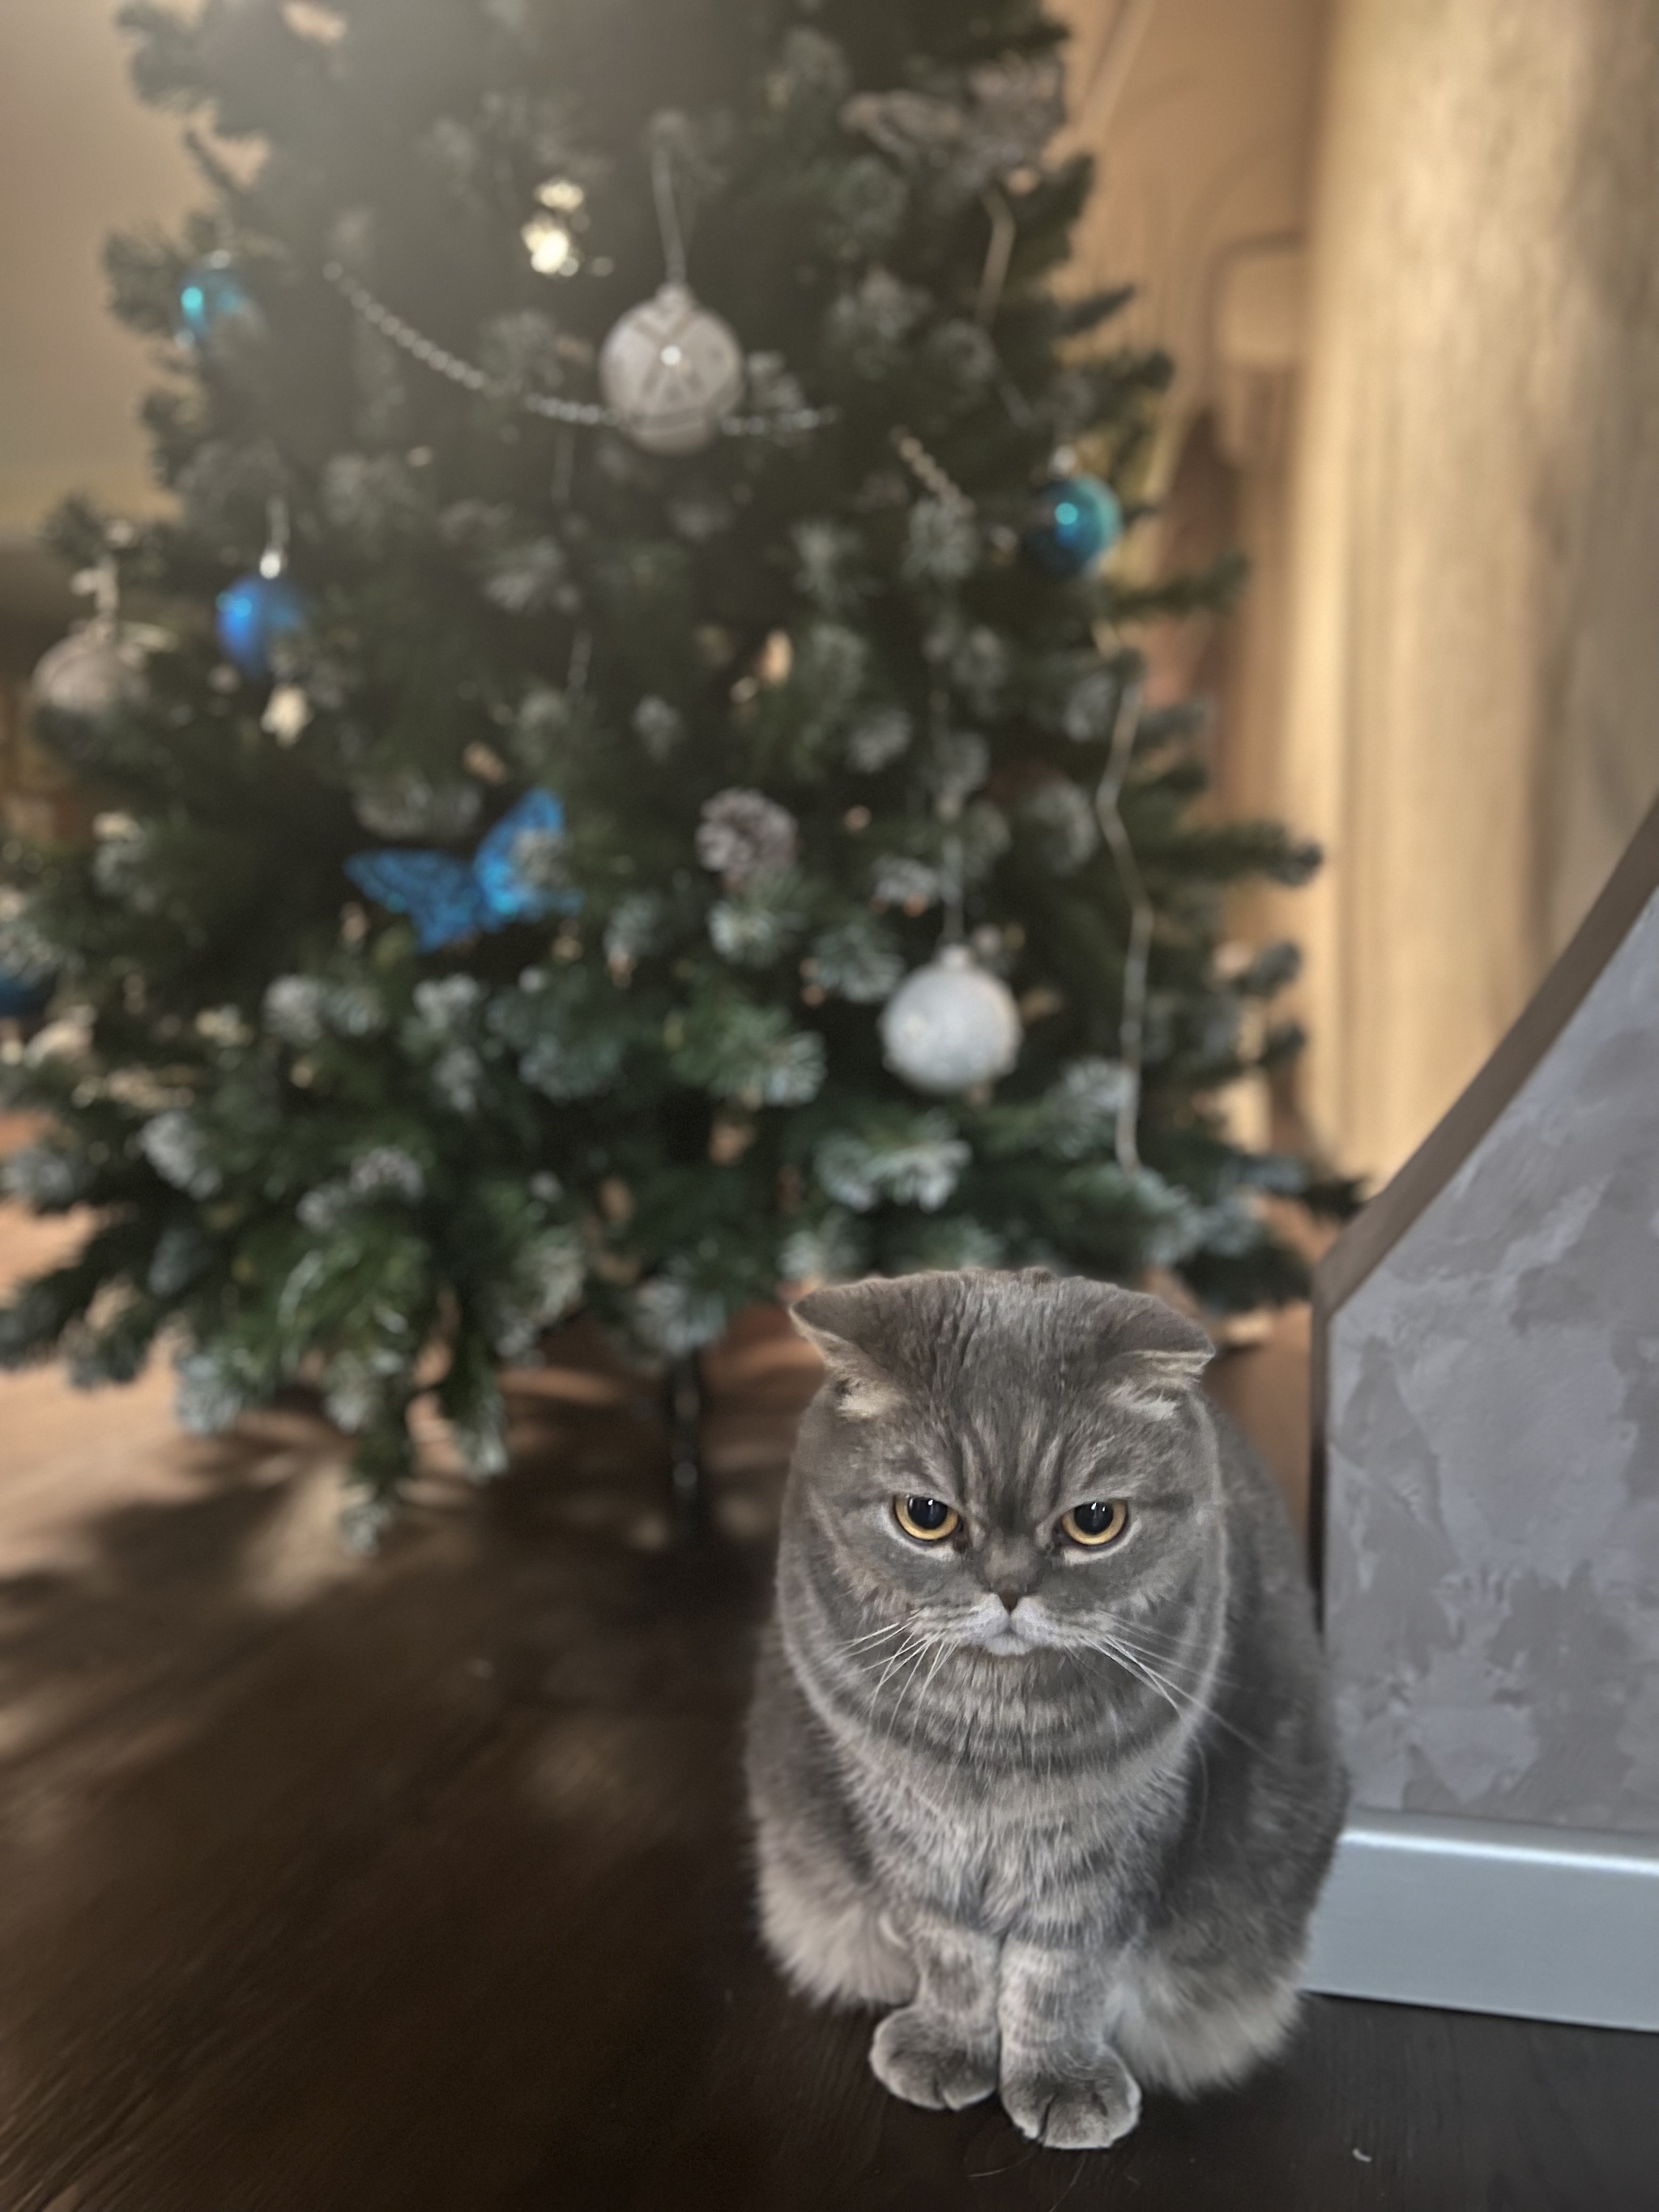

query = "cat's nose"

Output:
[[981, 1538, 1040, 1612]]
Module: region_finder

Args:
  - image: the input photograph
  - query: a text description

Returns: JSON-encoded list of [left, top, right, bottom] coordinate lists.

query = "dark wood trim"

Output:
[[1308, 787, 1659, 1603], [1307, 1287, 1330, 1625]]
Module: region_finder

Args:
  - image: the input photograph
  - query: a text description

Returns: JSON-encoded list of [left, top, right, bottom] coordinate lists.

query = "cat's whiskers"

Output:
[[1094, 1630, 1222, 1831], [1084, 1630, 1262, 1752], [1104, 1618, 1243, 1705], [1105, 1613, 1243, 1684], [1085, 1633, 1186, 1727], [902, 1634, 957, 1744], [883, 1634, 940, 1741], [842, 1619, 911, 1656], [866, 1629, 929, 1703], [1103, 1625, 1228, 1687]]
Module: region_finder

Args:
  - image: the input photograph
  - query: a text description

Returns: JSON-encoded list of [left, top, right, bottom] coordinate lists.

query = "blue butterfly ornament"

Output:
[[345, 787, 582, 953]]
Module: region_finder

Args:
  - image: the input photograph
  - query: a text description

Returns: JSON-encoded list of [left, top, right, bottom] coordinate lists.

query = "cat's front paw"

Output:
[[1000, 2052, 1143, 2150], [869, 2005, 998, 2112]]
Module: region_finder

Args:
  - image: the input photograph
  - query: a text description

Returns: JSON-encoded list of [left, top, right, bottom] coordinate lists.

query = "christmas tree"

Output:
[[0, 0, 1335, 1534]]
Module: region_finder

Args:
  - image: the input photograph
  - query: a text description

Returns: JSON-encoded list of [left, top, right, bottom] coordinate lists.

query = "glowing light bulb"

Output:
[[522, 214, 582, 277]]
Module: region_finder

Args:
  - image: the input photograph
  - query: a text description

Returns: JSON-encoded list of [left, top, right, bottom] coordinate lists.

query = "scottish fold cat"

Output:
[[746, 1268, 1345, 2150]]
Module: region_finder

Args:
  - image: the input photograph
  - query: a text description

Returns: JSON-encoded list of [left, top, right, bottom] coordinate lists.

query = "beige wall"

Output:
[[1064, 0, 1659, 1183], [1277, 0, 1659, 1179], [1054, 0, 1333, 860], [0, 0, 196, 534], [1056, 0, 1328, 444], [1057, 0, 1331, 1162]]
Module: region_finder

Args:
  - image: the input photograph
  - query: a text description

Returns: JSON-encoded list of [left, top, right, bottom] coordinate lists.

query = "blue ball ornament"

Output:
[[176, 254, 259, 347], [0, 969, 51, 1022], [215, 572, 310, 680], [1022, 475, 1124, 580]]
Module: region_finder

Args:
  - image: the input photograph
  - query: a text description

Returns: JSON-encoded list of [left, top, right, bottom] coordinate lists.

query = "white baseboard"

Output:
[[1301, 1807, 1659, 2031]]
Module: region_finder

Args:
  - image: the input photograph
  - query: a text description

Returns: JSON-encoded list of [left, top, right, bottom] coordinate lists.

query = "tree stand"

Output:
[[665, 1353, 705, 1545]]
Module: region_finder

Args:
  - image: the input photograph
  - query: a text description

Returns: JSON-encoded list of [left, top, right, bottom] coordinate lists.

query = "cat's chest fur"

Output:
[[836, 1706, 1169, 1937]]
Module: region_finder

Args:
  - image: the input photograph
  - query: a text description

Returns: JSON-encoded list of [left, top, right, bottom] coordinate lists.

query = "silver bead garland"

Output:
[[891, 425, 973, 510], [322, 261, 836, 442]]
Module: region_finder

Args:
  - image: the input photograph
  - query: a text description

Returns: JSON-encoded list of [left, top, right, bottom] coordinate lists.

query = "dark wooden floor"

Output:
[[0, 1319, 1656, 2211]]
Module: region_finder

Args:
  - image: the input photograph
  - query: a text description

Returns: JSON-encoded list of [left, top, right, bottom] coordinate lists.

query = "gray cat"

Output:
[[745, 1268, 1346, 2150]]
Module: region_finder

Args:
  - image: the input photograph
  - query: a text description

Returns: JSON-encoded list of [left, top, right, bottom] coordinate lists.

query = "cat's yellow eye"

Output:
[[1060, 1500, 1130, 1549], [893, 1494, 961, 1543]]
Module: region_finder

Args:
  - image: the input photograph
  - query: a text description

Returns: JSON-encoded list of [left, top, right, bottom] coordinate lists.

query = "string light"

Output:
[[1094, 676, 1154, 1172], [522, 216, 580, 275], [522, 177, 586, 277]]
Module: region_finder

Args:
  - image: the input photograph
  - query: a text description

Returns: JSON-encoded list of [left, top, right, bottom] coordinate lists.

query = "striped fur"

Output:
[[745, 1270, 1346, 2150]]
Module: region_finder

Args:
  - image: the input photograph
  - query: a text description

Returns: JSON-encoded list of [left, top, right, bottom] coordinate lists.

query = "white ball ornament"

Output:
[[599, 282, 744, 455], [880, 944, 1023, 1096], [31, 624, 145, 724]]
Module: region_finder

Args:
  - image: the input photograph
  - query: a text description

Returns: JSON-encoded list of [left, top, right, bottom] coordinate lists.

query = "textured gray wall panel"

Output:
[[1326, 893, 1659, 1837]]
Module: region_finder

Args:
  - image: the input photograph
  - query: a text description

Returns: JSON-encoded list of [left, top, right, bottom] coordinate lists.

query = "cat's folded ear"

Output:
[[1085, 1285, 1215, 1412], [789, 1279, 911, 1420], [789, 1277, 906, 1353], [1052, 1274, 1221, 1406]]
